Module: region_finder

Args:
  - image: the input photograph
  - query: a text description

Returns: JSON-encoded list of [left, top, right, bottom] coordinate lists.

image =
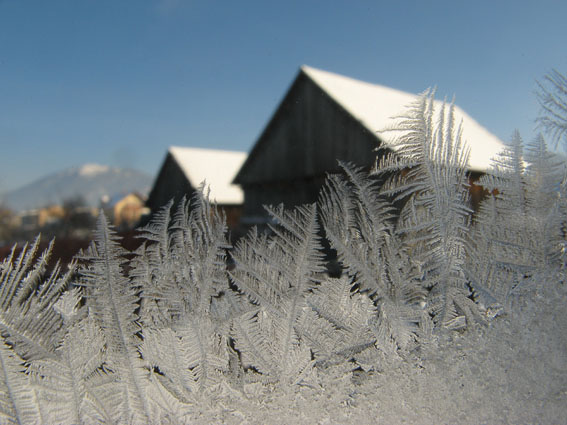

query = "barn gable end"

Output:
[[146, 151, 192, 213], [234, 66, 506, 226], [146, 147, 246, 230], [234, 68, 381, 223]]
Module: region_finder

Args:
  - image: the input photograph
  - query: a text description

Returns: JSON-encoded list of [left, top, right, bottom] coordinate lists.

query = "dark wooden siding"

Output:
[[146, 153, 243, 233], [235, 70, 382, 221], [235, 72, 381, 185], [240, 176, 327, 221], [146, 153, 193, 213]]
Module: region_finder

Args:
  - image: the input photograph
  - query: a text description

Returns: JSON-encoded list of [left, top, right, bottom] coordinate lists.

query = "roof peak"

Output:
[[168, 146, 247, 204], [298, 65, 505, 172]]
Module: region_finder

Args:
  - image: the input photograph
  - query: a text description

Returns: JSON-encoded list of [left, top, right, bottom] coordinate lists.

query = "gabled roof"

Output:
[[297, 66, 506, 172], [169, 146, 247, 204]]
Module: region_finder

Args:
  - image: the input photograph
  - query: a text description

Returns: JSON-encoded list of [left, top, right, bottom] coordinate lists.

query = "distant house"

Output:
[[233, 66, 506, 226], [18, 204, 98, 239], [102, 192, 148, 230], [146, 147, 247, 231], [19, 205, 65, 231]]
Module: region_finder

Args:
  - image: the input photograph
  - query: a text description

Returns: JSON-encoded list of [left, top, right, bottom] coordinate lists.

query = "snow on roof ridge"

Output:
[[168, 146, 247, 205], [301, 65, 506, 172]]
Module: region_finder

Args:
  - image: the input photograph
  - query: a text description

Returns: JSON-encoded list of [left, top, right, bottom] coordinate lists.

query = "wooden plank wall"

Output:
[[238, 73, 381, 222]]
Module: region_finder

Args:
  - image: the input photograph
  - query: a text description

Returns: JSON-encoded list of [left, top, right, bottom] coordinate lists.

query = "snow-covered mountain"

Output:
[[1, 164, 153, 211]]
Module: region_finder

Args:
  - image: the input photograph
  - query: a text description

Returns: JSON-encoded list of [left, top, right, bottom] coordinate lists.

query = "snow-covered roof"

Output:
[[301, 65, 506, 172], [169, 146, 247, 205]]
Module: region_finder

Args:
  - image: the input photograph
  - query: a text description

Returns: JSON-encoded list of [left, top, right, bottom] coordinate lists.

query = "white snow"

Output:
[[302, 65, 506, 172], [169, 146, 247, 204], [78, 163, 110, 177]]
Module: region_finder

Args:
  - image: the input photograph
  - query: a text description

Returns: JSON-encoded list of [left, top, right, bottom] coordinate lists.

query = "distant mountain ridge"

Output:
[[1, 164, 153, 211]]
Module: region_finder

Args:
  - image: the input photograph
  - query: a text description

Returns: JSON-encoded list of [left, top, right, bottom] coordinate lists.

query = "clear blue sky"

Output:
[[1, 0, 566, 194]]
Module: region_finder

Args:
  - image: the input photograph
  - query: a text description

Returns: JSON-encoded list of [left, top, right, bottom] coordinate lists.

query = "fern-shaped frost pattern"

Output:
[[78, 214, 152, 423], [230, 204, 324, 385], [375, 92, 477, 329]]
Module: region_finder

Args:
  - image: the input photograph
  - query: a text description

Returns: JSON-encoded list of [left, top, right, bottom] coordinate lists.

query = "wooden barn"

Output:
[[146, 146, 247, 230], [233, 66, 506, 226]]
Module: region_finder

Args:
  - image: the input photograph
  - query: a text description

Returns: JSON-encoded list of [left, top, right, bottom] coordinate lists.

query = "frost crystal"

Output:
[[0, 91, 565, 423]]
